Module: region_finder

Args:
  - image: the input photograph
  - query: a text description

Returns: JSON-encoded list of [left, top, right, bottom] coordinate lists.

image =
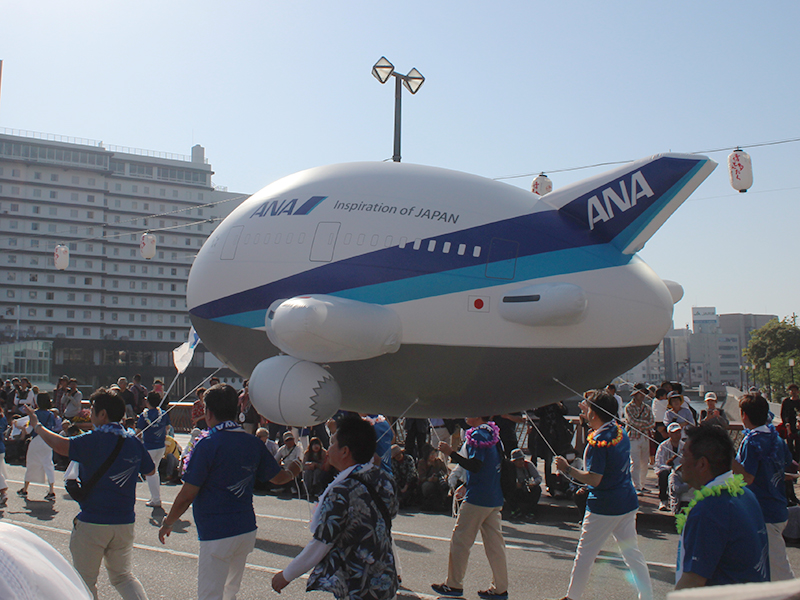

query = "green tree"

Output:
[[743, 318, 800, 397]]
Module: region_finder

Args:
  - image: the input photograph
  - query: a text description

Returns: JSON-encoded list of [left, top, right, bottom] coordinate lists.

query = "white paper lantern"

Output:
[[54, 245, 69, 270], [140, 233, 157, 259], [728, 148, 753, 193], [531, 173, 553, 196]]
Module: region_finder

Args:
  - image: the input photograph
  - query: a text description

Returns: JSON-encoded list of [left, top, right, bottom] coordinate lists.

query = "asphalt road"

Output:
[[3, 462, 800, 600]]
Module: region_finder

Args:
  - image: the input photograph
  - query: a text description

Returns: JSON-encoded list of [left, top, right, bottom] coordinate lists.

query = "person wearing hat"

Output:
[[391, 444, 418, 508], [506, 448, 542, 519], [699, 392, 729, 430], [624, 384, 655, 494], [780, 383, 800, 461], [654, 423, 683, 511], [274, 430, 303, 492], [663, 392, 695, 436]]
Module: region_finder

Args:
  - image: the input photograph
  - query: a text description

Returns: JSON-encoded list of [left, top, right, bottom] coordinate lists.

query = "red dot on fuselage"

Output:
[[474, 299, 484, 310]]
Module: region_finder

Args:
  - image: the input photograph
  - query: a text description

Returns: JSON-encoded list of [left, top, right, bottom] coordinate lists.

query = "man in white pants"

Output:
[[158, 384, 300, 600], [555, 392, 652, 600], [624, 384, 655, 493], [136, 391, 170, 508]]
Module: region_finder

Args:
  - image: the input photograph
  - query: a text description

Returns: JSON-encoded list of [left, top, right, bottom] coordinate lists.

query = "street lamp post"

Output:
[[372, 57, 425, 163], [766, 361, 772, 401]]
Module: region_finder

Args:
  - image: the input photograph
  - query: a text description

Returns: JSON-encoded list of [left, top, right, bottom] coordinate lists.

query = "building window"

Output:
[[66, 327, 74, 336], [67, 310, 75, 318], [46, 309, 53, 317], [50, 191, 57, 199], [84, 278, 92, 285], [28, 309, 37, 317]]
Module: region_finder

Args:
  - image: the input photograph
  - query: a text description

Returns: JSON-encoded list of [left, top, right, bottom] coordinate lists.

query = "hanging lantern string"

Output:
[[492, 134, 800, 181]]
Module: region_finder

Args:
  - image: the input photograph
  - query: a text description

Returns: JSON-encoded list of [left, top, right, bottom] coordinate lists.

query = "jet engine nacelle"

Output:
[[249, 355, 341, 426], [266, 294, 402, 363]]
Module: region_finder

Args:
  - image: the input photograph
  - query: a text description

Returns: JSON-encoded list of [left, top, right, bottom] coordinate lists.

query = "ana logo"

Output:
[[250, 196, 327, 218], [587, 171, 654, 230]]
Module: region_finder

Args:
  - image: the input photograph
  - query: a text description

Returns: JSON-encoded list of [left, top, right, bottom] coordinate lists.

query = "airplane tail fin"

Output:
[[546, 153, 716, 254]]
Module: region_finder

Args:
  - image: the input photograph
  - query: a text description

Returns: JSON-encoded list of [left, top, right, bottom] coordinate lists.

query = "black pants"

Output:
[[658, 470, 670, 502]]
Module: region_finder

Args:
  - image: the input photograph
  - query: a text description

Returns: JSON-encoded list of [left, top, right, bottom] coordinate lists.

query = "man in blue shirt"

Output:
[[136, 391, 170, 508], [554, 392, 652, 600], [26, 389, 154, 600], [735, 393, 795, 581], [432, 416, 507, 600], [676, 423, 769, 588], [158, 384, 300, 600]]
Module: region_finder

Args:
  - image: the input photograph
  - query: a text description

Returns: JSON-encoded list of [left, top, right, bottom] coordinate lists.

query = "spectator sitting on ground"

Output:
[[302, 437, 332, 499], [506, 448, 542, 519], [391, 444, 418, 508], [160, 435, 183, 484], [256, 427, 279, 459], [417, 443, 448, 511], [274, 430, 302, 492], [655, 422, 683, 511]]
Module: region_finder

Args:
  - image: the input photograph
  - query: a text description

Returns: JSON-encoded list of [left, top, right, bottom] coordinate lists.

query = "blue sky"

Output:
[[2, 1, 798, 330]]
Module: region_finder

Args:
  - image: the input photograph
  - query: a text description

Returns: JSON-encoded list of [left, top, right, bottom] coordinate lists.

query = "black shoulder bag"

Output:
[[66, 436, 125, 502], [350, 472, 393, 532]]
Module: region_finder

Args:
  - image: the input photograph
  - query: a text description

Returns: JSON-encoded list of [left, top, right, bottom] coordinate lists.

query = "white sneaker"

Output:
[[658, 502, 669, 511], [145, 500, 161, 507]]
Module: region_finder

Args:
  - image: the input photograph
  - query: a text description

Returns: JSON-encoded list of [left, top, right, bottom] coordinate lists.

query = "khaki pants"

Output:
[[70, 519, 148, 600], [446, 502, 507, 593]]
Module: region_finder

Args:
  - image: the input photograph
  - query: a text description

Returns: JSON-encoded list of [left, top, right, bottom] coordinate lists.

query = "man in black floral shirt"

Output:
[[272, 415, 398, 600]]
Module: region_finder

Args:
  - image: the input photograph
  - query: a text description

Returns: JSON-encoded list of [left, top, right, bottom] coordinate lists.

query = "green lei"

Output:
[[675, 473, 747, 534]]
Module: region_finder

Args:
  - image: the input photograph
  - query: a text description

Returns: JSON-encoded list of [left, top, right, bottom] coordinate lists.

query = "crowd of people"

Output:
[[1, 372, 799, 599]]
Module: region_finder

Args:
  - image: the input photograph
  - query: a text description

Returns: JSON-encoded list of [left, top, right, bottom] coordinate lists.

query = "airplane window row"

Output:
[[236, 228, 482, 259]]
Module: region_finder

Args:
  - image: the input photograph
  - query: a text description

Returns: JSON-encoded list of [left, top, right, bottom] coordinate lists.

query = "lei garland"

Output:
[[465, 421, 500, 449], [586, 423, 623, 447], [181, 420, 241, 472], [675, 474, 747, 534]]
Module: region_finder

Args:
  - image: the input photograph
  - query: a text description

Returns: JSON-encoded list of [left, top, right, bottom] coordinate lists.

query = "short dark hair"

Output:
[[146, 391, 161, 408], [335, 415, 377, 464], [588, 392, 617, 423], [655, 387, 668, 399], [739, 393, 769, 427], [606, 384, 616, 392], [36, 392, 52, 411], [685, 424, 734, 477], [90, 388, 126, 423], [204, 384, 238, 422], [672, 382, 684, 394]]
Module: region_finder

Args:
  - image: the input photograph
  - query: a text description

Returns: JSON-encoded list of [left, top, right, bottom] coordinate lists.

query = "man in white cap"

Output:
[[699, 392, 728, 429], [654, 423, 683, 511]]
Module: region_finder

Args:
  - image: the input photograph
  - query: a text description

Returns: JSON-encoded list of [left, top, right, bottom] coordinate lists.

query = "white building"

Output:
[[0, 129, 247, 389]]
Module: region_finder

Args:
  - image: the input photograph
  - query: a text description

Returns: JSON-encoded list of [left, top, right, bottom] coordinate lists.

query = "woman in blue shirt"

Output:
[[555, 392, 652, 600]]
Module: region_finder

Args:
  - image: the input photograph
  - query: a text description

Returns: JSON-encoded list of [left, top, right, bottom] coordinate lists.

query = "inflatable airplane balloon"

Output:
[[187, 153, 715, 426]]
